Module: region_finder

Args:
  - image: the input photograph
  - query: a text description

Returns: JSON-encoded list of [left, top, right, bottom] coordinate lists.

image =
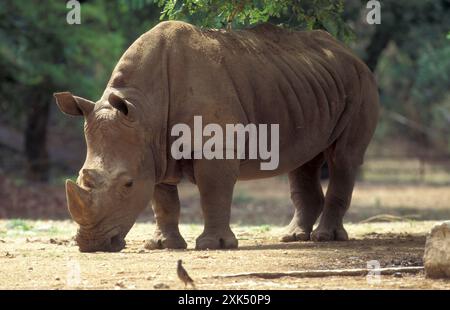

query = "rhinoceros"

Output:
[[54, 21, 379, 252]]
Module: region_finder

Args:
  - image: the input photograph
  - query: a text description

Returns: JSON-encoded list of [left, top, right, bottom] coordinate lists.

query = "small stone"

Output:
[[55, 277, 60, 281], [146, 275, 153, 281], [424, 221, 450, 278], [138, 249, 146, 254], [393, 272, 402, 278], [391, 259, 401, 266], [153, 283, 170, 289], [115, 280, 126, 288], [28, 267, 33, 271]]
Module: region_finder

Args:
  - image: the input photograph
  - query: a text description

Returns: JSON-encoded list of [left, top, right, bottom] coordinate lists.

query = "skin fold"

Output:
[[54, 21, 379, 252]]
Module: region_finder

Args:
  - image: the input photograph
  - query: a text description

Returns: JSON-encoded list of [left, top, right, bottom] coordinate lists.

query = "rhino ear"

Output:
[[108, 92, 134, 118], [53, 92, 95, 116]]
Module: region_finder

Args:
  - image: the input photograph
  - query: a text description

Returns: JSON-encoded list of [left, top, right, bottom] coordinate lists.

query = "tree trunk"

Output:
[[364, 26, 391, 72], [24, 89, 50, 182]]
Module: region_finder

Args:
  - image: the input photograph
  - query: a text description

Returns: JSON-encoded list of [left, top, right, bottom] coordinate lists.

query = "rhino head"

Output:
[[54, 90, 155, 252]]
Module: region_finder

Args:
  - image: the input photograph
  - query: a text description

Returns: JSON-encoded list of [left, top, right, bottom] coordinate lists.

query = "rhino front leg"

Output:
[[194, 159, 239, 250], [281, 153, 325, 242], [145, 183, 187, 249]]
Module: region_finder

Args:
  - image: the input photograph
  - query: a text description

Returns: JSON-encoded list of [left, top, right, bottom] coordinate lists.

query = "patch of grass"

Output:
[[6, 219, 34, 231], [244, 225, 272, 234], [9, 177, 26, 187], [0, 220, 73, 238], [34, 223, 61, 235]]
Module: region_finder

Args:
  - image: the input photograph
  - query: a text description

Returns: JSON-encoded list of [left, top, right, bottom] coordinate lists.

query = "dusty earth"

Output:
[[1, 158, 449, 289], [1, 220, 449, 290]]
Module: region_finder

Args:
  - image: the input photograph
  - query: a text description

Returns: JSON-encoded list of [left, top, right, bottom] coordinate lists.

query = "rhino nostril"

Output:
[[83, 179, 94, 189], [81, 168, 102, 189]]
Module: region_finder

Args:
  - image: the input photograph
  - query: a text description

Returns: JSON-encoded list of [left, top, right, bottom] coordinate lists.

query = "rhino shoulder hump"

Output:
[[152, 21, 197, 39], [312, 29, 333, 37]]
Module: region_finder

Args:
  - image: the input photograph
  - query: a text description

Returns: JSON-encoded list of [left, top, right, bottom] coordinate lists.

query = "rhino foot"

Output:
[[280, 225, 311, 242], [310, 225, 348, 242], [195, 229, 238, 250], [145, 231, 187, 250]]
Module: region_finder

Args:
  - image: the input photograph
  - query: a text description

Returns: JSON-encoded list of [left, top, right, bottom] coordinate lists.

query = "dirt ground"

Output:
[[1, 220, 449, 290], [1, 158, 449, 290]]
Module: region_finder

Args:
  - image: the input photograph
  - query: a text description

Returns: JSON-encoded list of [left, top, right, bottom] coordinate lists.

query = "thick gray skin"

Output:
[[55, 21, 379, 252]]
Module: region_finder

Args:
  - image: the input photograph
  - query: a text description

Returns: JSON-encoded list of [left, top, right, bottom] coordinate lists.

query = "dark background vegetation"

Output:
[[0, 0, 449, 218]]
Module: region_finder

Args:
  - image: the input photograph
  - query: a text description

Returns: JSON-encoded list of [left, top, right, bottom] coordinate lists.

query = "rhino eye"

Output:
[[124, 180, 133, 188]]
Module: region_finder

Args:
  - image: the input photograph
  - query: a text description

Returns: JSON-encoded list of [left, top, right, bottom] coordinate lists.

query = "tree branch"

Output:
[[211, 266, 424, 279]]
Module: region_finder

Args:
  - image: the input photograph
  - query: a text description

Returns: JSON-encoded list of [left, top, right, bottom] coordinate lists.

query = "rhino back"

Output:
[[107, 21, 376, 178], [160, 22, 374, 175]]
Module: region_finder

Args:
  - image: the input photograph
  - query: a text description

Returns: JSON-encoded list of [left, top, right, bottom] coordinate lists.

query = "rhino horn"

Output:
[[65, 179, 92, 224]]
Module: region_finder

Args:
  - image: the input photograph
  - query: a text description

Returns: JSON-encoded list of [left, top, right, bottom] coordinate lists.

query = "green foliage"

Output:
[[374, 0, 450, 152], [0, 1, 123, 95], [0, 1, 125, 127], [155, 0, 354, 42], [0, 0, 165, 128], [0, 0, 449, 165]]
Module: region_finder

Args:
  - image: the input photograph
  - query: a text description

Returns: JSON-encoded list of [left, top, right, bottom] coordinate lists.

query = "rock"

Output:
[[424, 221, 450, 278], [393, 272, 402, 278], [115, 280, 126, 288], [153, 283, 170, 289]]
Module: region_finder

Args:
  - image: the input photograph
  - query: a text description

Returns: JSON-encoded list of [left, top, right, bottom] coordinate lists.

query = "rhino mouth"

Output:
[[76, 229, 126, 253], [109, 234, 126, 252]]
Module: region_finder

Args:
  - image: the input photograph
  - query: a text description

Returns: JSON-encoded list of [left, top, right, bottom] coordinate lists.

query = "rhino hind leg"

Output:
[[281, 153, 325, 242], [145, 183, 187, 250], [193, 159, 239, 250], [311, 72, 379, 242], [311, 115, 372, 241], [310, 154, 355, 242]]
